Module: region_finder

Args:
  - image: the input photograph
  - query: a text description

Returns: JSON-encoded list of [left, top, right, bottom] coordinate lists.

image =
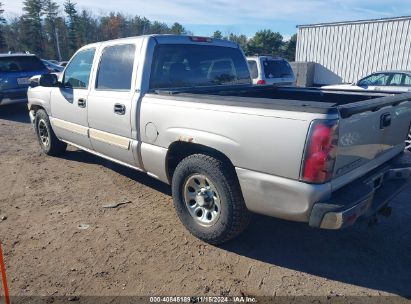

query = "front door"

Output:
[[87, 42, 141, 167], [50, 47, 97, 149]]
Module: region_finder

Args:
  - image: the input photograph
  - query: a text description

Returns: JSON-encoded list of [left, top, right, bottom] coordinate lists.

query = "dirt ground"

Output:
[[1, 103, 411, 301]]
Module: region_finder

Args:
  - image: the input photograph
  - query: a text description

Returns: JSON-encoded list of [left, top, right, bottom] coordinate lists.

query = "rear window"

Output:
[[0, 56, 46, 72], [150, 44, 251, 89], [262, 59, 293, 79]]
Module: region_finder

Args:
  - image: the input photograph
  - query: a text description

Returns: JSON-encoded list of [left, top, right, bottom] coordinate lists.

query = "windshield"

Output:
[[357, 73, 390, 86], [262, 59, 293, 79], [150, 44, 251, 89], [0, 56, 46, 72]]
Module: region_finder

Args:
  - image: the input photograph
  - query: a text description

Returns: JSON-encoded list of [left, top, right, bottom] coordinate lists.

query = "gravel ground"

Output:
[[0, 103, 411, 302]]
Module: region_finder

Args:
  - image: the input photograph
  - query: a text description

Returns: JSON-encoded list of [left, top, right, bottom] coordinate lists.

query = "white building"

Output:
[[296, 16, 411, 85]]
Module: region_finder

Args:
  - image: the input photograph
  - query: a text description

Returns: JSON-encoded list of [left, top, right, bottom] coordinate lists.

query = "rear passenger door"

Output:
[[87, 42, 141, 167]]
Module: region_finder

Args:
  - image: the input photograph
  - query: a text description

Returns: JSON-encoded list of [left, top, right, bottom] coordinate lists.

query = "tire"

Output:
[[35, 109, 67, 156], [172, 154, 250, 244], [406, 130, 411, 152]]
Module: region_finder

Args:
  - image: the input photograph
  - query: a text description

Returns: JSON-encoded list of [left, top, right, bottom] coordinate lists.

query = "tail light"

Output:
[[301, 119, 339, 184], [257, 80, 266, 85], [190, 36, 212, 43]]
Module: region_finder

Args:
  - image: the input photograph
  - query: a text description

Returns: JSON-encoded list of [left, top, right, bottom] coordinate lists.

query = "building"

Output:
[[295, 16, 411, 86]]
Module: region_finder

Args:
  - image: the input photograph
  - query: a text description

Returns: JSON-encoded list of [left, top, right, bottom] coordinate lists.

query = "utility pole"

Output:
[[55, 27, 62, 61]]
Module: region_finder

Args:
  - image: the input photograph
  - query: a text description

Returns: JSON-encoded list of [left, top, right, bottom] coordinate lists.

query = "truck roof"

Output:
[[247, 55, 286, 61], [79, 34, 239, 51]]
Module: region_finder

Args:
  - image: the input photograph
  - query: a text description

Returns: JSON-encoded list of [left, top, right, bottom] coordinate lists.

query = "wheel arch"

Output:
[[165, 141, 237, 183]]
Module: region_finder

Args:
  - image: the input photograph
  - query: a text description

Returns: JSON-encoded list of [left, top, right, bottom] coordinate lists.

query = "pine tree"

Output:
[[64, 0, 78, 56], [170, 22, 185, 35], [22, 0, 44, 55], [212, 30, 223, 39], [43, 0, 61, 60], [283, 34, 297, 61]]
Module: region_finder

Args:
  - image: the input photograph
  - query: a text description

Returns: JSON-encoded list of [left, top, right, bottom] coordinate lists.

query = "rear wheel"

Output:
[[172, 154, 250, 244], [35, 109, 67, 156], [406, 131, 411, 152]]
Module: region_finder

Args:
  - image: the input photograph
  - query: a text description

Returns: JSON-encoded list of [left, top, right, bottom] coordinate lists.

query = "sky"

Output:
[[3, 0, 411, 39]]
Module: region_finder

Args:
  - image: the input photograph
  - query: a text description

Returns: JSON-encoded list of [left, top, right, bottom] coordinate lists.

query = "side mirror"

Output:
[[39, 73, 58, 87]]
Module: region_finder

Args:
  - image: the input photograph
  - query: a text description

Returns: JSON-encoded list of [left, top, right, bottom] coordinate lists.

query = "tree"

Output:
[[212, 30, 222, 39], [149, 21, 169, 34], [100, 12, 128, 40], [226, 33, 248, 50], [77, 10, 97, 45], [21, 0, 44, 55], [283, 33, 297, 61], [247, 29, 284, 56], [43, 0, 61, 60], [0, 2, 6, 52], [129, 16, 150, 35], [170, 22, 185, 35], [64, 0, 78, 56]]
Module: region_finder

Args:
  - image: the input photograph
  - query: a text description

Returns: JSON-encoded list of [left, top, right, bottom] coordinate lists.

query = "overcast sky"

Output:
[[3, 0, 411, 38]]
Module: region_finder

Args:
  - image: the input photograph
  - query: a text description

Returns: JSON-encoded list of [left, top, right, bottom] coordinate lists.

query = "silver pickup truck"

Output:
[[27, 35, 411, 244]]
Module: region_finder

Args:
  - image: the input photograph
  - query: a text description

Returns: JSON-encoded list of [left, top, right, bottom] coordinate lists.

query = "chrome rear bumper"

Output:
[[310, 152, 411, 229]]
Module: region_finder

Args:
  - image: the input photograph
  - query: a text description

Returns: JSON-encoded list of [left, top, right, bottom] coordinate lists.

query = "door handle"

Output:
[[114, 103, 126, 115], [78, 98, 86, 108], [380, 113, 391, 129]]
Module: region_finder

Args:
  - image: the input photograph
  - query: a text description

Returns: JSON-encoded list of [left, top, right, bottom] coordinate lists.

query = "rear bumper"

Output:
[[309, 152, 411, 229], [0, 88, 28, 105]]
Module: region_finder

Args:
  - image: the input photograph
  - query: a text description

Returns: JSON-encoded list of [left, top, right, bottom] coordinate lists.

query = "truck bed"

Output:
[[148, 85, 411, 189], [151, 85, 411, 117]]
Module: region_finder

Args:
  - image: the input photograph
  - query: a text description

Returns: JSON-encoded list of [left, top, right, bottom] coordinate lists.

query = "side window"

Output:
[[96, 44, 135, 91], [358, 73, 389, 86], [248, 60, 258, 79], [388, 73, 403, 86], [63, 48, 95, 89], [403, 74, 411, 86]]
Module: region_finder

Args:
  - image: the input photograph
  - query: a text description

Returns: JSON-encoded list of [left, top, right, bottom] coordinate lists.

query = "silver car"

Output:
[[323, 71, 411, 92]]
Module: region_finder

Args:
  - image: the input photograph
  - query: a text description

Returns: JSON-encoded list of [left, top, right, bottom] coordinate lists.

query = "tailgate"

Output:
[[334, 93, 411, 179]]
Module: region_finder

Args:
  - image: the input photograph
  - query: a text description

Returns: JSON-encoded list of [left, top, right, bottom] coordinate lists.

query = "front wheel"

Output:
[[172, 154, 250, 244], [35, 109, 67, 156]]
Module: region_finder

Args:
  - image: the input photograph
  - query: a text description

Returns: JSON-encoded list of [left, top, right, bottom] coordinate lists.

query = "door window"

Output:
[[63, 48, 96, 89], [402, 74, 411, 86], [95, 44, 136, 91], [388, 73, 403, 86]]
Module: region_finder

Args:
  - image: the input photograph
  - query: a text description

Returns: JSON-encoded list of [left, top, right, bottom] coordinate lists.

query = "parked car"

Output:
[[247, 56, 295, 86], [41, 59, 64, 74], [322, 71, 411, 92], [27, 35, 411, 244], [0, 54, 49, 106], [47, 59, 60, 65]]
